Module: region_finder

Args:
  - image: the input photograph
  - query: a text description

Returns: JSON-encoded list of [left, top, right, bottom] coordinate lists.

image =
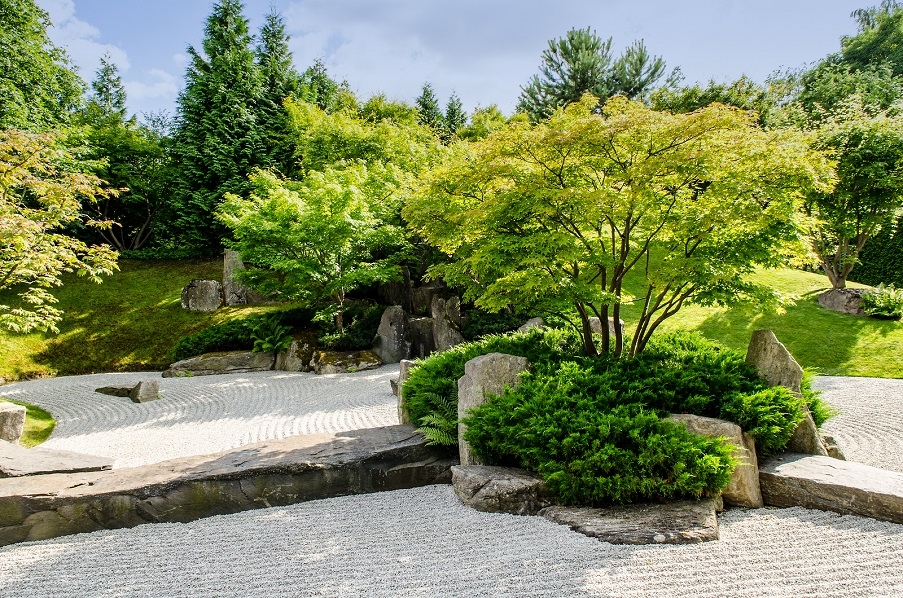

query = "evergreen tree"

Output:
[[89, 53, 127, 120], [169, 0, 263, 252], [415, 82, 446, 136], [0, 0, 84, 130], [298, 59, 347, 113], [443, 92, 467, 141], [255, 9, 299, 175]]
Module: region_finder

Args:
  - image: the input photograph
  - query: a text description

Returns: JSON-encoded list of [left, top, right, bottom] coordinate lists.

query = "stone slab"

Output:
[[95, 385, 134, 398], [0, 425, 455, 546], [0, 441, 112, 478], [759, 453, 903, 524], [309, 350, 382, 375], [540, 499, 719, 545], [452, 465, 553, 515], [163, 351, 275, 378]]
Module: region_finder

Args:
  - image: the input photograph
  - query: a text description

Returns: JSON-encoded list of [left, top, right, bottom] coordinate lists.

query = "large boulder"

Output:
[[163, 351, 275, 378], [457, 353, 529, 466], [452, 465, 553, 515], [667, 414, 763, 508], [309, 350, 382, 375], [275, 331, 318, 372], [431, 295, 465, 352], [818, 288, 866, 316], [0, 403, 26, 444], [745, 329, 803, 394], [395, 359, 416, 425], [589, 316, 626, 339], [517, 317, 546, 333], [129, 380, 161, 404], [408, 317, 435, 359], [223, 250, 264, 306], [180, 279, 223, 312], [373, 306, 411, 364], [540, 499, 720, 545]]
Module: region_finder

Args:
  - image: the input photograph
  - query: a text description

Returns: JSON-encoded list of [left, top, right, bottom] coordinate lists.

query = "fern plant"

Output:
[[249, 315, 293, 353], [861, 284, 903, 319], [415, 392, 459, 446]]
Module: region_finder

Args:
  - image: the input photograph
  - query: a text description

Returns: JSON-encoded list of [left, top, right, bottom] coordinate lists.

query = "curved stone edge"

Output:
[[0, 425, 456, 547]]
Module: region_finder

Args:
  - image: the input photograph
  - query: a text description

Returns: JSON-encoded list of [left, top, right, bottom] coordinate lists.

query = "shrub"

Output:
[[861, 283, 903, 319], [718, 387, 805, 455], [461, 310, 526, 341], [249, 314, 293, 353], [316, 303, 384, 350]]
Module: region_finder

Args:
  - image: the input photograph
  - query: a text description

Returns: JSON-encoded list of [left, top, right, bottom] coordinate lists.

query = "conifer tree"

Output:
[[255, 9, 299, 175], [415, 82, 445, 136], [443, 92, 467, 141], [89, 53, 127, 120], [169, 0, 263, 252]]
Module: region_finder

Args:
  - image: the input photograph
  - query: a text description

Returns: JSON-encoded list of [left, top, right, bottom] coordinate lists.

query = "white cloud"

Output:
[[172, 53, 189, 68], [39, 0, 131, 77], [125, 69, 179, 102]]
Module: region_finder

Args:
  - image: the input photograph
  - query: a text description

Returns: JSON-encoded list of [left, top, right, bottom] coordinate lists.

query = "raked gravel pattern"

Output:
[[0, 485, 901, 597], [0, 365, 400, 468], [0, 373, 901, 596]]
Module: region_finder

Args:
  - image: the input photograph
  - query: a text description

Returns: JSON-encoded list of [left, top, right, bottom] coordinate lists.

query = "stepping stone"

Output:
[[0, 440, 112, 478], [759, 453, 903, 524], [540, 499, 719, 545]]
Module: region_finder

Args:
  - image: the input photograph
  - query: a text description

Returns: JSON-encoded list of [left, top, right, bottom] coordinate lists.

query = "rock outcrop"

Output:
[[667, 414, 763, 508], [373, 306, 411, 364], [540, 499, 720, 545], [457, 353, 529, 466], [163, 351, 275, 378], [180, 279, 223, 312], [452, 465, 553, 515], [432, 296, 465, 352]]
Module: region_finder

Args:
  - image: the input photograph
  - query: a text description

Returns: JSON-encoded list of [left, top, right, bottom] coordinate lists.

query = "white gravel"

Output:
[[0, 366, 401, 468], [0, 372, 901, 597]]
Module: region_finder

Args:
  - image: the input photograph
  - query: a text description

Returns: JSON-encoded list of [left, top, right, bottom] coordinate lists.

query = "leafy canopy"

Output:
[[406, 95, 835, 357]]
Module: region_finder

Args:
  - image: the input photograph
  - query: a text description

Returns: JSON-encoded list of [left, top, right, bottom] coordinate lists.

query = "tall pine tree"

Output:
[[170, 0, 263, 252], [443, 92, 467, 141], [415, 82, 445, 137], [255, 9, 299, 176]]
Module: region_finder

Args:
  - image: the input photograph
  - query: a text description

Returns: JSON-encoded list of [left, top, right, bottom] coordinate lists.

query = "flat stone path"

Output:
[[0, 366, 400, 468]]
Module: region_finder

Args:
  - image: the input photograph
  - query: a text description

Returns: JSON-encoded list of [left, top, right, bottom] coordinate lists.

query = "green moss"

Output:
[[1, 399, 55, 447]]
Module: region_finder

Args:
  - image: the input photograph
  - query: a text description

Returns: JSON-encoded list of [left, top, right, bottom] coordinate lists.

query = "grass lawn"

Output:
[[0, 258, 276, 381], [619, 268, 903, 378]]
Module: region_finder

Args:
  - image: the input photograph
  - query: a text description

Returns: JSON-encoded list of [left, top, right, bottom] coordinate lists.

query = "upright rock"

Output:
[[396, 359, 416, 425], [180, 280, 223, 312], [129, 380, 161, 404], [818, 288, 866, 316], [408, 317, 435, 359], [745, 329, 803, 394], [373, 306, 411, 364], [0, 403, 26, 444], [457, 353, 529, 465], [223, 250, 262, 306], [275, 331, 318, 372], [432, 296, 465, 352], [667, 414, 763, 508], [786, 407, 830, 457]]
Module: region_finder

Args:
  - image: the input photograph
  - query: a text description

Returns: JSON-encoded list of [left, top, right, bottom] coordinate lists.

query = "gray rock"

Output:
[[517, 317, 546, 333], [431, 295, 464, 352], [818, 288, 866, 316], [745, 329, 803, 394], [452, 465, 553, 515], [412, 283, 448, 316], [786, 407, 829, 456], [0, 403, 26, 444], [396, 359, 416, 425], [275, 331, 318, 372], [820, 432, 846, 460], [180, 279, 223, 312], [163, 351, 275, 378], [589, 316, 626, 339], [540, 499, 719, 545], [0, 441, 112, 478], [408, 317, 435, 359], [0, 425, 454, 546], [457, 353, 529, 466], [222, 250, 264, 306], [95, 385, 134, 398], [373, 306, 411, 364], [667, 414, 763, 508], [759, 453, 903, 524], [309, 350, 382, 375], [129, 380, 161, 404]]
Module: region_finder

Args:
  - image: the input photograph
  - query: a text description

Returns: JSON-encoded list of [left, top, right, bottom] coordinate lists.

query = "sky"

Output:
[[37, 0, 869, 120]]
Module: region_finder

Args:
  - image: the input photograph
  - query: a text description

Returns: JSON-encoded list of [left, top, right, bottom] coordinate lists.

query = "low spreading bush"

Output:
[[406, 328, 828, 506], [861, 284, 903, 320]]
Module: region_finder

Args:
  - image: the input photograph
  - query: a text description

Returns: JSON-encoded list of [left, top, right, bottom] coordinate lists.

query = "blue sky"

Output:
[[37, 0, 868, 120]]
